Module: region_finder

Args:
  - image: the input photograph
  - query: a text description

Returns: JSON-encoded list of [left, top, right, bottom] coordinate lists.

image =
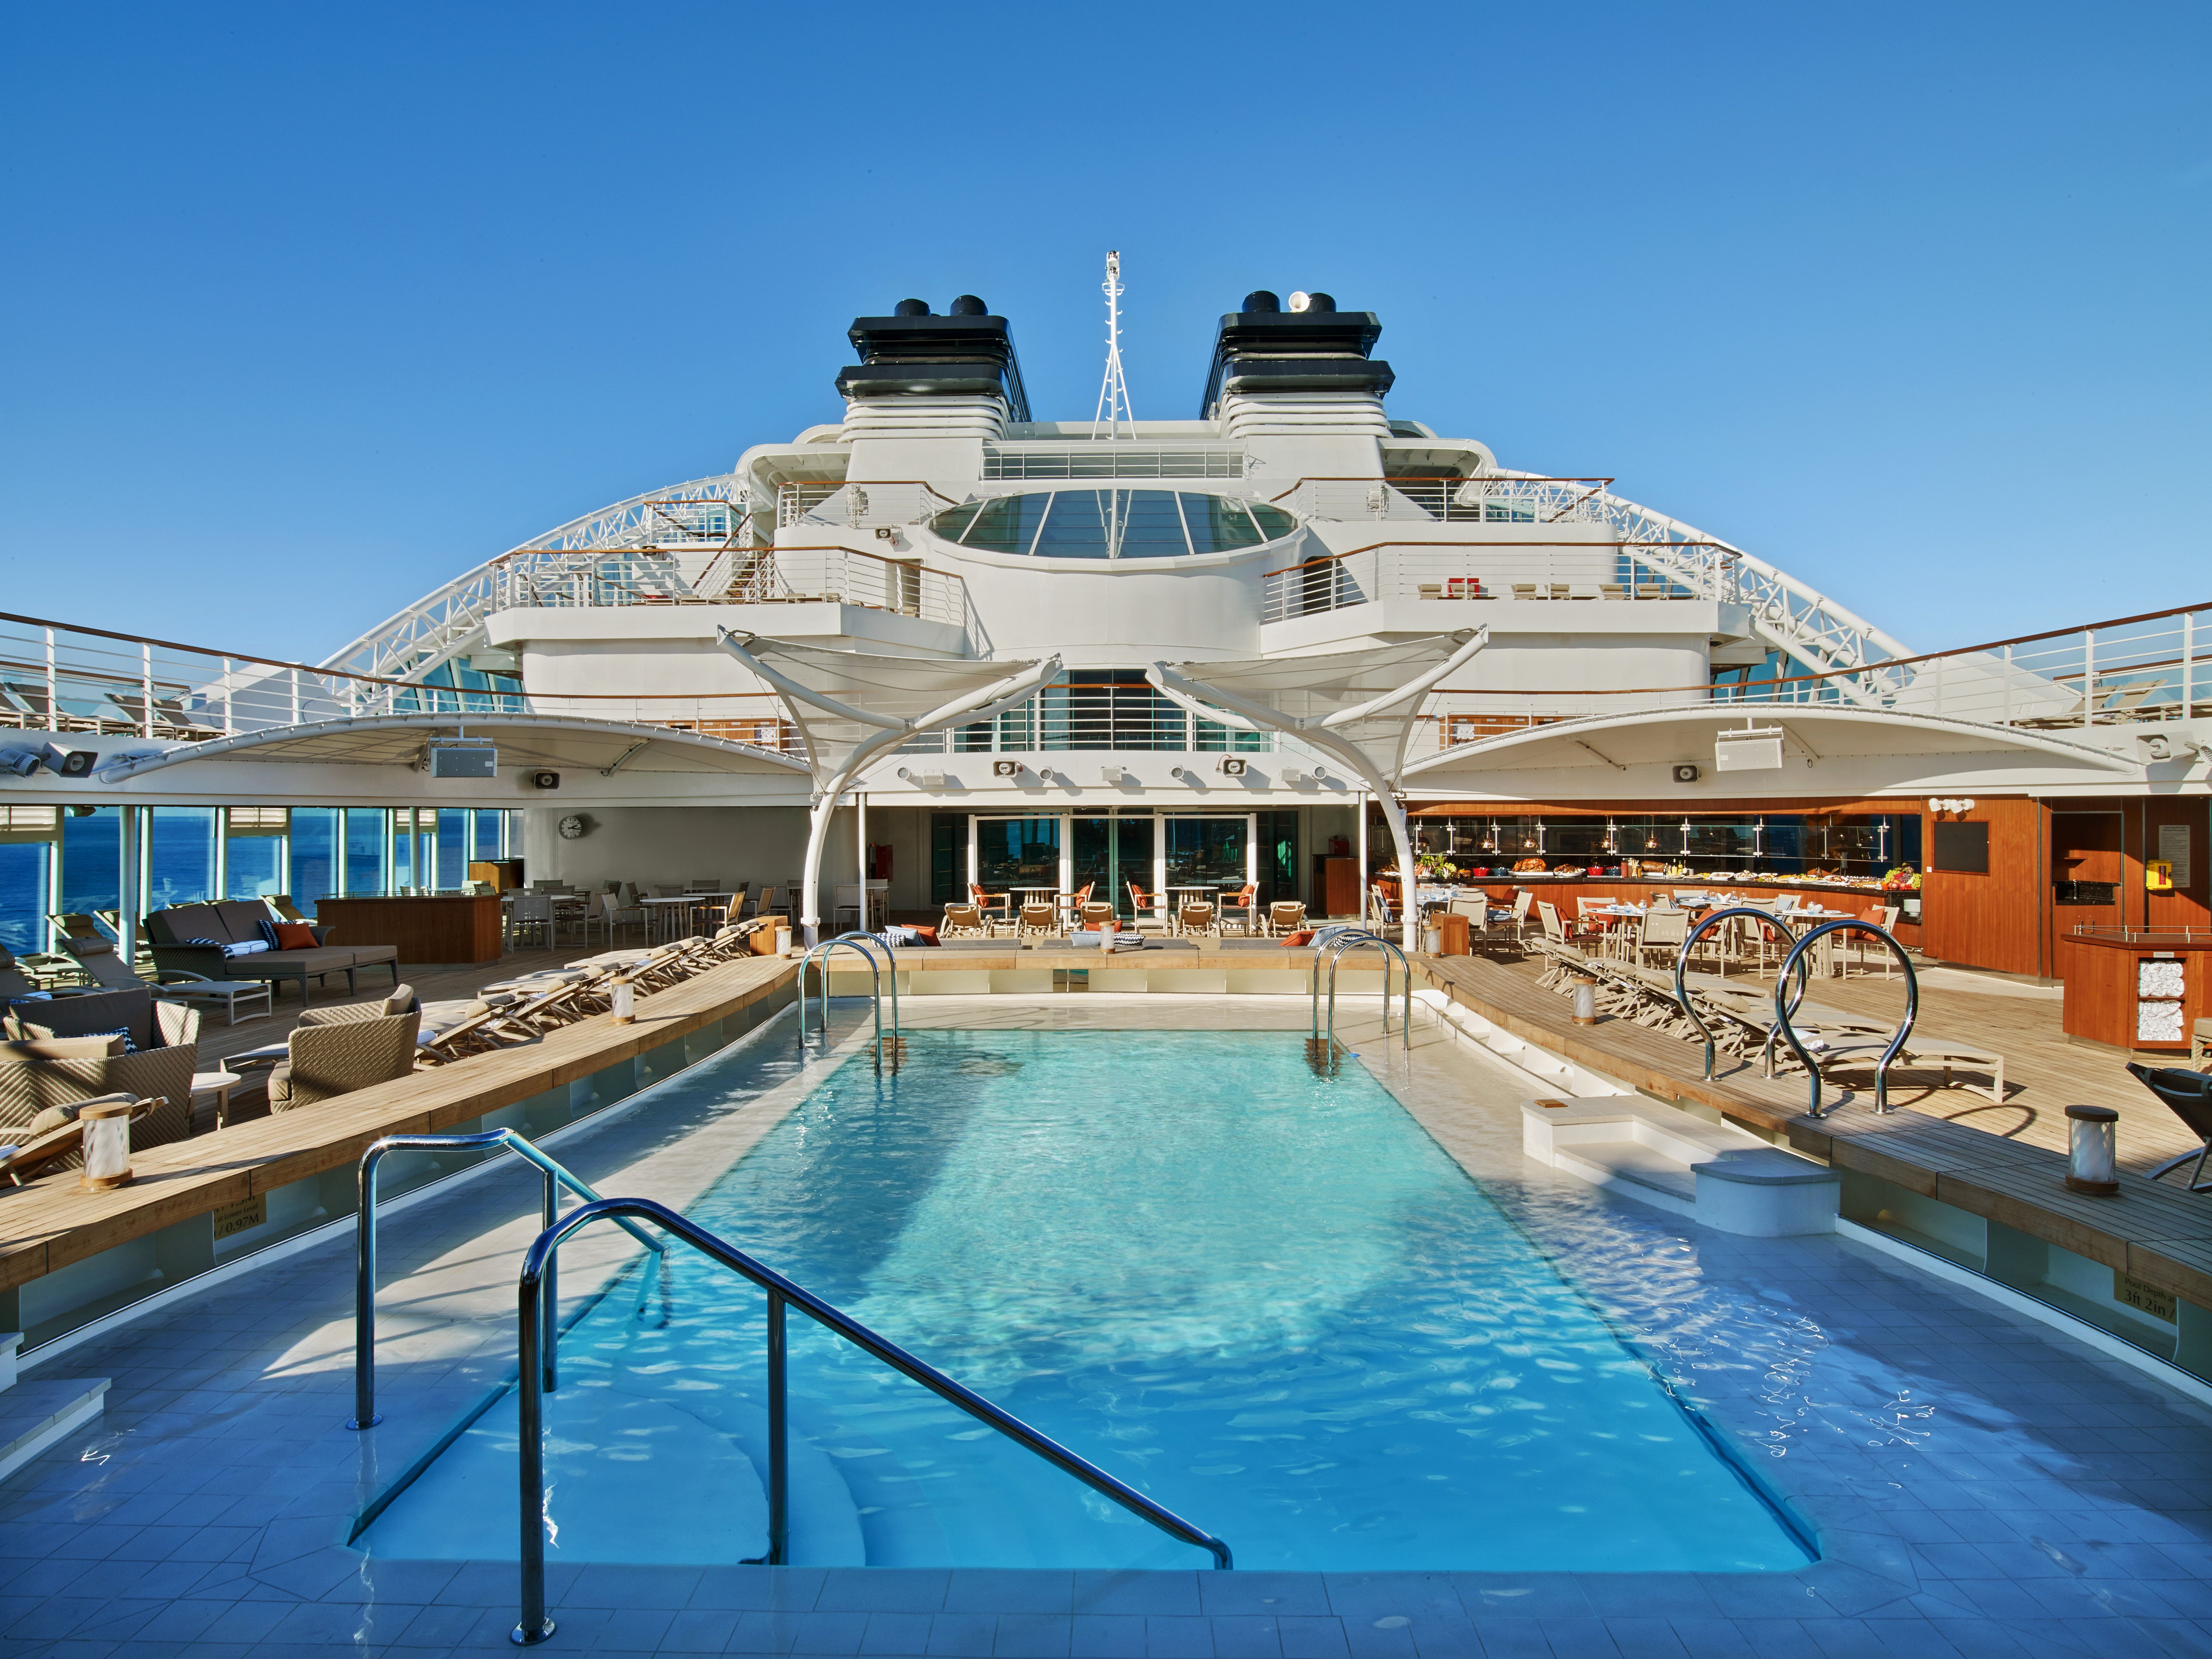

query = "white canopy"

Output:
[[718, 632, 1062, 940], [1149, 629, 1490, 946]]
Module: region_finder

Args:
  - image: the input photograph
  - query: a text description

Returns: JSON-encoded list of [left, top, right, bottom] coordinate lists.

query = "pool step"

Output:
[[1522, 1098, 1840, 1237]]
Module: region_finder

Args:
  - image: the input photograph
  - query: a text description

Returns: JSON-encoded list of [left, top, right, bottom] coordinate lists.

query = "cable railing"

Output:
[[690, 545, 967, 628], [776, 480, 961, 530], [511, 1197, 1231, 1642], [1262, 540, 1724, 622], [1271, 475, 1616, 526], [891, 679, 1274, 755], [983, 445, 1246, 480]]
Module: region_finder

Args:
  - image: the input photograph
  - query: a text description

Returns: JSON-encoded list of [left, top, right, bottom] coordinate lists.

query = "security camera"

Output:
[[44, 745, 97, 778]]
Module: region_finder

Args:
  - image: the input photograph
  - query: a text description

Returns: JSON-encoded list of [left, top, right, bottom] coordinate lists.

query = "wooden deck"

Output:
[[1414, 949, 2212, 1310], [0, 952, 799, 1299]]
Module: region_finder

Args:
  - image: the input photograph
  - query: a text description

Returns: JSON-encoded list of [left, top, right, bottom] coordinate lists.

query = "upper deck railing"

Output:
[[1263, 540, 1728, 622]]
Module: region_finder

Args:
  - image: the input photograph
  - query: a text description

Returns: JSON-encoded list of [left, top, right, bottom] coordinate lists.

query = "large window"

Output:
[[292, 809, 339, 902], [224, 807, 287, 900], [0, 807, 57, 954], [1412, 812, 1922, 876], [59, 807, 121, 919], [929, 490, 1296, 559], [345, 808, 387, 895], [974, 817, 1061, 894], [146, 807, 220, 910]]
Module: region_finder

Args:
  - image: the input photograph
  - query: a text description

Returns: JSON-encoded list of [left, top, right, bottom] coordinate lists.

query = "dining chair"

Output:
[[1219, 883, 1258, 936]]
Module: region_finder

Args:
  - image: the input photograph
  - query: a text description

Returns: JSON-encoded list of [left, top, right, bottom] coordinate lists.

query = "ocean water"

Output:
[[361, 1029, 1809, 1573]]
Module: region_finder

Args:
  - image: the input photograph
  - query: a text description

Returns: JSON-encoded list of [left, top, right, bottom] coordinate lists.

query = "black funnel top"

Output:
[[840, 299, 1029, 420], [1201, 291, 1388, 418]]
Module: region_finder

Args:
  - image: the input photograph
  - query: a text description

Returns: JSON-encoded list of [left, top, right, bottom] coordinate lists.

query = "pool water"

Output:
[[362, 1028, 1811, 1572]]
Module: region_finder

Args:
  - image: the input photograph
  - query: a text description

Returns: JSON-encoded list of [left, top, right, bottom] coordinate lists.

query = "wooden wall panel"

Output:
[[1920, 799, 2044, 977]]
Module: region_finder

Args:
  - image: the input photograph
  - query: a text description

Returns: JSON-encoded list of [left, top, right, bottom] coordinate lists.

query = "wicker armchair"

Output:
[[0, 995, 198, 1150], [269, 1010, 421, 1112]]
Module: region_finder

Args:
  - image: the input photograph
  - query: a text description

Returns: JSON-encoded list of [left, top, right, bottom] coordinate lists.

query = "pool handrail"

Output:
[[795, 933, 900, 1054], [509, 1197, 1231, 1645], [1308, 928, 1413, 1054], [1773, 919, 1918, 1118], [1672, 906, 1808, 1081], [350, 1129, 666, 1432]]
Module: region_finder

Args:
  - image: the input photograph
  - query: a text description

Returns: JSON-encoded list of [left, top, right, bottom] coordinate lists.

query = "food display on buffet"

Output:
[[1393, 858, 1921, 893]]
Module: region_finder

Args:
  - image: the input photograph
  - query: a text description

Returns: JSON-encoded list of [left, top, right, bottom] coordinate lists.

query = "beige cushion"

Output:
[[0, 1035, 126, 1060]]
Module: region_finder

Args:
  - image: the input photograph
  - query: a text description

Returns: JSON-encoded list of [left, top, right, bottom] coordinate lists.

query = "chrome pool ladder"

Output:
[[349, 1129, 667, 1431], [1307, 927, 1413, 1064], [796, 932, 902, 1061], [509, 1197, 1232, 1644]]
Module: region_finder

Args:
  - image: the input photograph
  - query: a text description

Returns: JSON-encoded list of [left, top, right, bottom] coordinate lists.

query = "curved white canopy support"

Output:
[[717, 632, 1060, 943], [1150, 629, 1490, 948]]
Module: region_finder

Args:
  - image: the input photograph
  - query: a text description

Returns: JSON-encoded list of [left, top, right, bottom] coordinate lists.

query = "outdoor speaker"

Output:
[[531, 770, 561, 790], [992, 760, 1022, 778], [427, 739, 498, 779], [1220, 757, 1248, 776], [1672, 763, 1701, 784]]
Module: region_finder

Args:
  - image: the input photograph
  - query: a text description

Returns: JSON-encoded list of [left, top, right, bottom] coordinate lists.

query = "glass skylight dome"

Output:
[[929, 489, 1297, 559]]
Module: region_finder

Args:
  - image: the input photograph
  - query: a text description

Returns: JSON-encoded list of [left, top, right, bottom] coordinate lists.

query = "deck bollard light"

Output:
[[77, 1100, 133, 1192], [1569, 972, 1598, 1026], [2065, 1105, 2119, 1195], [610, 972, 635, 1024]]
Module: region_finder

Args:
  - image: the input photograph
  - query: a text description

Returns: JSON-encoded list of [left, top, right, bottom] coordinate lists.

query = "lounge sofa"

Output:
[[145, 901, 400, 1005]]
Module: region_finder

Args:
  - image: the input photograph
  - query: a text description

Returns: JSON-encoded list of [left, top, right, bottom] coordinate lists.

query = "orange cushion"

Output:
[[273, 922, 318, 950]]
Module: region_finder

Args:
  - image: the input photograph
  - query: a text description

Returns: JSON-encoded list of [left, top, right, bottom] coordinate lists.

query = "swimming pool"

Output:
[[361, 1026, 1812, 1573]]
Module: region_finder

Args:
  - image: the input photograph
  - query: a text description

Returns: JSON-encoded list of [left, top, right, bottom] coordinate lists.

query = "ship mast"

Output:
[[1090, 250, 1134, 440]]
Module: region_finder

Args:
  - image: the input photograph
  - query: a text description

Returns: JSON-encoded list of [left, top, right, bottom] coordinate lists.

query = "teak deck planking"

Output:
[[0, 953, 798, 1294]]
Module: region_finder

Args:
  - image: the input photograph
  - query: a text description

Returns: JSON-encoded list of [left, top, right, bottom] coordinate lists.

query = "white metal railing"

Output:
[[982, 446, 1245, 480], [892, 679, 1272, 756], [320, 476, 764, 690], [694, 546, 966, 628], [1276, 474, 1905, 690], [0, 612, 804, 748], [776, 481, 958, 531], [1417, 600, 2212, 744], [1262, 542, 1722, 622]]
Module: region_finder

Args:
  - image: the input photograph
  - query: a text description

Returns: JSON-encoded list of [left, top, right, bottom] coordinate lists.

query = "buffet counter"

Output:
[[1382, 873, 1922, 949], [313, 894, 504, 965]]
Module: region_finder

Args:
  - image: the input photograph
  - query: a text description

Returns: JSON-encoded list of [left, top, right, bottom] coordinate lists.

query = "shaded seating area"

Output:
[[145, 900, 400, 1004], [0, 985, 200, 1155]]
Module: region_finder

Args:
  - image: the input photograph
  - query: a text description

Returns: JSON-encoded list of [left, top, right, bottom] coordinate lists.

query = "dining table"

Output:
[[638, 893, 729, 943]]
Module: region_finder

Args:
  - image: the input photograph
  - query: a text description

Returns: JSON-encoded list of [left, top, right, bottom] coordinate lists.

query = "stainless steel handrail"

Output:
[[795, 933, 900, 1054], [510, 1197, 1231, 1644], [350, 1130, 666, 1432], [1672, 906, 1807, 1081], [1773, 920, 1918, 1118], [1308, 928, 1413, 1056]]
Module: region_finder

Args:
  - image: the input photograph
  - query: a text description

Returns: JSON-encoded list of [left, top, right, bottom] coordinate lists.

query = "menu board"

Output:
[[2158, 823, 2192, 889]]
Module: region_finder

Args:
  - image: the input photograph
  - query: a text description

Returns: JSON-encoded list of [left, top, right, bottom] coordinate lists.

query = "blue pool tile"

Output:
[[1337, 1614, 1415, 1659], [1583, 1577, 1725, 1620], [819, 1569, 951, 1615], [1532, 1616, 1623, 1658], [1074, 1574, 1202, 1618], [1322, 1577, 1462, 1621], [1729, 1621, 1823, 1659], [1402, 1613, 1483, 1658], [992, 1612, 1073, 1657], [1140, 1615, 1212, 1659], [1070, 1614, 1148, 1657], [570, 1564, 706, 1609], [1466, 1616, 1550, 1659], [926, 1611, 999, 1657], [1602, 1616, 1691, 1658], [788, 1609, 871, 1654], [1207, 1614, 1283, 1658], [730, 1609, 813, 1653], [659, 1608, 742, 1652], [946, 1571, 1075, 1615], [863, 1613, 940, 1654], [693, 1566, 828, 1611], [1274, 1617, 1350, 1659], [1200, 1575, 1331, 1618], [1663, 1617, 1756, 1659]]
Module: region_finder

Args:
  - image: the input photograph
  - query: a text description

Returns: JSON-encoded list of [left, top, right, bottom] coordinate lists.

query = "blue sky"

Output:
[[2, 2, 2205, 661]]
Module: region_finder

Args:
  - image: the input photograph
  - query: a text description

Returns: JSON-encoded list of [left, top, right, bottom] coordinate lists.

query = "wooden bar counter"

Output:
[[313, 894, 504, 965], [2059, 928, 2212, 1055]]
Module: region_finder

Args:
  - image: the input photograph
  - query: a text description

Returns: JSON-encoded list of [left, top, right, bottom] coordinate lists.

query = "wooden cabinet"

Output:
[[313, 895, 504, 965], [2060, 932, 2212, 1054], [1312, 856, 1360, 920]]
